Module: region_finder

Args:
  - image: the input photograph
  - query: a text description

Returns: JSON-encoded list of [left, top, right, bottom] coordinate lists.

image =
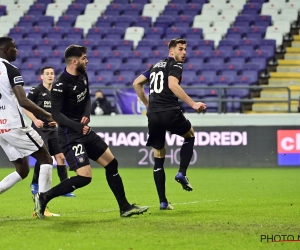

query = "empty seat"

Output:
[[124, 27, 145, 48]]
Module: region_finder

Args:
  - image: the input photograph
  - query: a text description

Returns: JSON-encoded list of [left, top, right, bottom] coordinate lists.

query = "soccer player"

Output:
[[0, 36, 53, 207], [23, 66, 75, 198], [34, 45, 149, 218], [132, 38, 206, 210]]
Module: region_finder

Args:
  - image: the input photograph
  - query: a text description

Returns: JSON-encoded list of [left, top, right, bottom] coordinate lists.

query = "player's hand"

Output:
[[192, 102, 207, 113], [81, 116, 90, 125], [34, 119, 44, 128], [83, 125, 91, 135], [48, 121, 57, 127]]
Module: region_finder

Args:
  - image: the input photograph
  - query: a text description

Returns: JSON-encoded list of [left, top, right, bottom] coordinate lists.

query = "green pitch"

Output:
[[0, 167, 299, 250]]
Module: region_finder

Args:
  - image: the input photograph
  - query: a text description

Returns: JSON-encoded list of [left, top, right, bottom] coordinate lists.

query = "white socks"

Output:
[[39, 164, 53, 193], [0, 171, 22, 194]]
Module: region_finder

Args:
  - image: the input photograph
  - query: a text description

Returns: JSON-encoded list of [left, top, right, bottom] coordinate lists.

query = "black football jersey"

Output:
[[51, 69, 90, 132], [27, 83, 52, 128], [143, 57, 182, 113]]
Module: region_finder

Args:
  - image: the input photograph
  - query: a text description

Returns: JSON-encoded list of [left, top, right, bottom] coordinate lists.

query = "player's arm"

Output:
[[51, 82, 85, 133], [81, 86, 91, 125], [23, 87, 44, 128], [4, 63, 52, 120], [133, 69, 150, 108], [168, 62, 206, 112]]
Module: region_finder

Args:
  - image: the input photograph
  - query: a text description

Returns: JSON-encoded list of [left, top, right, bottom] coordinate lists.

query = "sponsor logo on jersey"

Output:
[[53, 88, 63, 92], [42, 93, 47, 96], [13, 76, 23, 84], [56, 83, 63, 86], [73, 86, 77, 90], [0, 129, 11, 134], [173, 64, 182, 69], [0, 119, 7, 124]]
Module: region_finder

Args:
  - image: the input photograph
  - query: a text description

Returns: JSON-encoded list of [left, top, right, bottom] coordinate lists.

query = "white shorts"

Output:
[[0, 126, 44, 161]]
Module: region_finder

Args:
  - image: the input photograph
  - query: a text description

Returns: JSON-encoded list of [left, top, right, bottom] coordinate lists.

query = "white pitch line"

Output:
[[0, 200, 220, 221]]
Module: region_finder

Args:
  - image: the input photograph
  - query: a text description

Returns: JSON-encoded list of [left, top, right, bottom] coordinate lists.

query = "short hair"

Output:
[[64, 45, 87, 62], [40, 66, 54, 74], [0, 36, 14, 49], [95, 89, 103, 94], [168, 38, 187, 49]]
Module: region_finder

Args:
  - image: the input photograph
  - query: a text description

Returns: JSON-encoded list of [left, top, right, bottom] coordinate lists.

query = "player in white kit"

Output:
[[0, 36, 54, 212]]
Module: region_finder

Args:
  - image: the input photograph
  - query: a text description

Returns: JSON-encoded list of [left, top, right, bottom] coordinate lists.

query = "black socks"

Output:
[[57, 165, 68, 182], [179, 137, 195, 176], [154, 157, 167, 203], [105, 158, 130, 211], [42, 176, 91, 203]]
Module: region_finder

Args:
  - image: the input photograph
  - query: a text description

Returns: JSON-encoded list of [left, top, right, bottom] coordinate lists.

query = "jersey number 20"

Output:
[[149, 71, 164, 94]]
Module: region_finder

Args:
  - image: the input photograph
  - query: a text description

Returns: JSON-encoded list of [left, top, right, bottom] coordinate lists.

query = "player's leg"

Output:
[[146, 112, 172, 210], [86, 131, 148, 217], [34, 138, 92, 218], [0, 157, 28, 194], [54, 153, 76, 197], [49, 131, 76, 197], [169, 110, 194, 191], [30, 128, 49, 195]]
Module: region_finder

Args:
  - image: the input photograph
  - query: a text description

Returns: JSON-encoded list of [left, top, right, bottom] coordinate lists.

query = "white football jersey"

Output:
[[0, 58, 28, 129]]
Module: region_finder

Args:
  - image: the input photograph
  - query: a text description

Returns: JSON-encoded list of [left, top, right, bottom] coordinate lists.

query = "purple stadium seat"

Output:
[[226, 97, 241, 112], [37, 15, 55, 27], [137, 39, 158, 49], [9, 27, 28, 36], [74, 0, 91, 3], [227, 27, 247, 36], [234, 20, 251, 28], [235, 15, 256, 24], [243, 3, 263, 14], [226, 88, 250, 98], [198, 40, 214, 48], [47, 26, 66, 37], [245, 58, 267, 71], [241, 9, 258, 15], [211, 47, 234, 59], [18, 15, 37, 28], [144, 27, 165, 38], [236, 70, 258, 84], [181, 3, 202, 16], [28, 3, 47, 15], [185, 27, 203, 40], [114, 15, 135, 28], [45, 57, 62, 66], [246, 33, 263, 40], [107, 50, 129, 59], [165, 27, 186, 40], [182, 71, 197, 85], [36, 0, 54, 3], [110, 75, 133, 86], [214, 75, 235, 86], [186, 60, 204, 72], [95, 15, 115, 28], [56, 15, 77, 27], [189, 48, 213, 59], [118, 70, 136, 80], [238, 38, 261, 48], [197, 71, 217, 85], [38, 38, 57, 47], [89, 75, 113, 86], [66, 3, 86, 16], [203, 58, 224, 71], [104, 4, 124, 15], [26, 33, 44, 41], [252, 48, 274, 60], [226, 33, 242, 41], [230, 48, 254, 59], [247, 26, 267, 36], [134, 16, 152, 29], [154, 16, 175, 29], [27, 26, 48, 36], [189, 0, 206, 3], [249, 0, 267, 3], [254, 15, 272, 25], [219, 39, 240, 48], [223, 59, 246, 71], [123, 3, 143, 16]]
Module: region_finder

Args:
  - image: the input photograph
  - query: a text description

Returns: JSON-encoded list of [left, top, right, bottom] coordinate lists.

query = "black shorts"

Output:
[[34, 127, 62, 156], [58, 128, 108, 171], [146, 109, 192, 149]]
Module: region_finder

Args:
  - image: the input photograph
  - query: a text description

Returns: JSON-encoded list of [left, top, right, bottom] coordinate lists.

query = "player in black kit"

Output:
[[133, 38, 206, 210], [34, 45, 149, 218], [24, 66, 75, 203]]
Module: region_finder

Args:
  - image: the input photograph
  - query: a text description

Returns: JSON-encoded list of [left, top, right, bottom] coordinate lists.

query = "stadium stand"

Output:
[[0, 0, 299, 113]]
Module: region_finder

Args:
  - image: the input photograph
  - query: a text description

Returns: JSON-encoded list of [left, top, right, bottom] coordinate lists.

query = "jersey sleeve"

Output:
[[26, 86, 38, 102], [142, 67, 152, 80], [3, 61, 24, 88], [168, 61, 183, 80]]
